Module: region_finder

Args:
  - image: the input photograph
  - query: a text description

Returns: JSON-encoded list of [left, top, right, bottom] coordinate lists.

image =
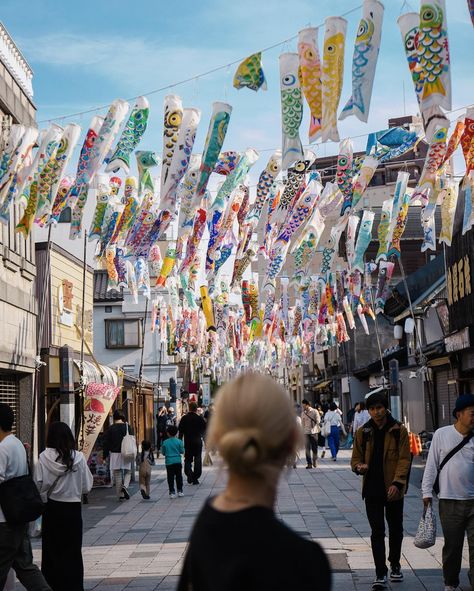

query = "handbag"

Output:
[[321, 421, 331, 438], [305, 411, 320, 436], [413, 504, 436, 548], [0, 461, 44, 525], [433, 431, 473, 495], [121, 423, 137, 463]]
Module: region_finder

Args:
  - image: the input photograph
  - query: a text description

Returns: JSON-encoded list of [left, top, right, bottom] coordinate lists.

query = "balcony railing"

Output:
[[0, 22, 33, 100]]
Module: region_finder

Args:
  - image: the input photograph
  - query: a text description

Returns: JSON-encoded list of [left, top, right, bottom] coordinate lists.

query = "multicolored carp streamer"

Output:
[[463, 171, 474, 235], [161, 94, 183, 197], [346, 214, 360, 270], [179, 208, 207, 275], [387, 171, 410, 246], [321, 16, 347, 143], [106, 96, 149, 174], [48, 176, 74, 225], [196, 102, 232, 199], [272, 154, 314, 228], [337, 139, 354, 215], [320, 216, 348, 275], [351, 155, 379, 210], [298, 27, 322, 143], [176, 153, 202, 237], [376, 198, 393, 263], [230, 245, 256, 292], [1, 124, 30, 202], [412, 126, 447, 208], [340, 0, 384, 123], [439, 179, 459, 246], [374, 261, 395, 314], [246, 151, 282, 227], [233, 52, 267, 92], [279, 53, 303, 170], [291, 208, 325, 286], [461, 118, 474, 174], [156, 246, 176, 287], [387, 191, 410, 258], [214, 151, 240, 176], [352, 210, 375, 273], [397, 11, 448, 138], [136, 150, 160, 196], [88, 174, 110, 240], [160, 107, 201, 210]]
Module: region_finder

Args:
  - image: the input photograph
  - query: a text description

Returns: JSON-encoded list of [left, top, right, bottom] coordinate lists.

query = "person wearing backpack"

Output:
[[103, 410, 134, 501], [351, 392, 411, 590], [35, 421, 93, 591], [421, 393, 474, 591], [0, 403, 51, 590]]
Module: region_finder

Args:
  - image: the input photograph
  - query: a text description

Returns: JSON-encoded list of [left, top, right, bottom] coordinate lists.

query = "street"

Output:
[[19, 451, 471, 591]]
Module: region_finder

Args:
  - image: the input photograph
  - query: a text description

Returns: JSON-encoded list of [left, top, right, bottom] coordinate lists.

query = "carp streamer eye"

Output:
[[167, 111, 182, 128], [282, 74, 296, 86]]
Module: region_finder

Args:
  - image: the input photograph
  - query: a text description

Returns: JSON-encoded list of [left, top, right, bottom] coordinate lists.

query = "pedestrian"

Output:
[[0, 403, 51, 590], [316, 404, 326, 458], [421, 393, 474, 591], [35, 421, 93, 591], [177, 373, 331, 591], [161, 425, 184, 498], [323, 402, 344, 461], [178, 401, 207, 485], [137, 440, 154, 500], [102, 410, 133, 501], [353, 401, 370, 436], [156, 407, 168, 453], [301, 399, 320, 469], [203, 403, 214, 423], [351, 392, 411, 590]]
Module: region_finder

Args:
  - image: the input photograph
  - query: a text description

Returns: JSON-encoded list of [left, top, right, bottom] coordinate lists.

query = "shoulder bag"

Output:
[[0, 457, 44, 525], [433, 431, 473, 495], [305, 411, 320, 436], [121, 422, 138, 463]]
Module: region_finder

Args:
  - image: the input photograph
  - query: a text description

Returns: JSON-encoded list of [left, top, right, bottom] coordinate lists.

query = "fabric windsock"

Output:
[[351, 155, 379, 210], [340, 0, 384, 123], [200, 286, 216, 332], [160, 94, 183, 197], [376, 199, 393, 263], [462, 171, 474, 235], [298, 27, 323, 142], [346, 214, 360, 270], [279, 53, 304, 169], [374, 261, 395, 314], [352, 210, 375, 273], [387, 171, 410, 245], [387, 192, 410, 258]]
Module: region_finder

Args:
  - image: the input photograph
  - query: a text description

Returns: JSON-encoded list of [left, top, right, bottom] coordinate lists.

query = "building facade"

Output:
[[0, 22, 37, 442]]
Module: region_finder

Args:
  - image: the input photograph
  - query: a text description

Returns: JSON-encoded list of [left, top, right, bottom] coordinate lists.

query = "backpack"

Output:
[[121, 423, 137, 463]]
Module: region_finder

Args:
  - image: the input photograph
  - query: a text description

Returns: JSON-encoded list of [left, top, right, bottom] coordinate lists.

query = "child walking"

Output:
[[138, 440, 155, 500], [161, 425, 184, 499]]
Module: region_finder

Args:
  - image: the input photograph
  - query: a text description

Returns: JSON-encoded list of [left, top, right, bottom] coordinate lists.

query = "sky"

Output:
[[3, 0, 473, 173]]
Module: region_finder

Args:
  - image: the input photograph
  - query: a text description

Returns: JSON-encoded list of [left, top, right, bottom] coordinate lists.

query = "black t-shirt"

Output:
[[364, 423, 387, 499], [177, 499, 332, 591], [178, 412, 207, 447]]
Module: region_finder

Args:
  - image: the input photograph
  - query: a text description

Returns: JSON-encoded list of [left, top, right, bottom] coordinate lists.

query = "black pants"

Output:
[[42, 499, 84, 591], [365, 497, 404, 578], [0, 522, 51, 590], [305, 434, 318, 465], [184, 442, 203, 483], [166, 463, 183, 493]]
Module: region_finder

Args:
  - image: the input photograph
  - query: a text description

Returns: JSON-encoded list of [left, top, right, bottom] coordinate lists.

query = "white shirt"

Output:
[[353, 410, 370, 434], [0, 434, 28, 522], [324, 410, 342, 427], [35, 448, 93, 503], [421, 425, 474, 500]]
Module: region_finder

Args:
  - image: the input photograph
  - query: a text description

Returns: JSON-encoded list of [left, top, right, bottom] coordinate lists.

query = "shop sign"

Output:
[[446, 227, 474, 333], [445, 327, 470, 353], [58, 280, 74, 326]]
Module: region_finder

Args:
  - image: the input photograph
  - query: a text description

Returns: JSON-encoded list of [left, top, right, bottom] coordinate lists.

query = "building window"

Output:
[[58, 207, 71, 223], [105, 306, 112, 313], [105, 319, 142, 348]]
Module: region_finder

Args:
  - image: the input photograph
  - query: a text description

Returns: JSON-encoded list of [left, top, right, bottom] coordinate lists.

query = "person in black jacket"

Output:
[[178, 402, 207, 485], [102, 410, 133, 501], [177, 373, 331, 591]]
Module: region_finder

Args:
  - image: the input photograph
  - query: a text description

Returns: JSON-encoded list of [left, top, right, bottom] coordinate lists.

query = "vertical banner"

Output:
[[81, 383, 120, 460]]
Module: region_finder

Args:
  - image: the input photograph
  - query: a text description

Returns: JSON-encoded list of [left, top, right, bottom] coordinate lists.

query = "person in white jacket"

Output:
[[35, 422, 93, 591]]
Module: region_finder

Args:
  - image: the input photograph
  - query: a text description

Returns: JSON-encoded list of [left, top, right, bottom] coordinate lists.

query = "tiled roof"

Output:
[[93, 270, 123, 302]]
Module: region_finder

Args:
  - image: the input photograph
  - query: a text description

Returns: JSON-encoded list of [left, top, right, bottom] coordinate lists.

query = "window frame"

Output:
[[105, 318, 143, 349]]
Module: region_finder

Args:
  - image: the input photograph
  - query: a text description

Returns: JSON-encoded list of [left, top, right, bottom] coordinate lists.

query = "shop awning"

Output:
[[314, 380, 331, 390], [73, 360, 118, 386]]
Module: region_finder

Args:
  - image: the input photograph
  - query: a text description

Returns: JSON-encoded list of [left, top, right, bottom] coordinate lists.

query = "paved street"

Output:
[[19, 451, 471, 591]]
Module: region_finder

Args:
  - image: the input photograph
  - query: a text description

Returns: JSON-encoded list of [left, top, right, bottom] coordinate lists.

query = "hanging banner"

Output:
[[81, 383, 120, 460]]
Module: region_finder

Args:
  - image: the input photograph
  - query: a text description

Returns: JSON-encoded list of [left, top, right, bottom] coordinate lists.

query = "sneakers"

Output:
[[312, 459, 317, 468], [178, 491, 184, 497], [390, 566, 403, 582], [305, 464, 313, 469], [169, 492, 177, 499], [443, 587, 458, 591], [187, 476, 193, 484], [371, 575, 387, 589], [321, 450, 326, 458], [332, 457, 337, 461], [192, 480, 200, 485], [121, 486, 130, 500]]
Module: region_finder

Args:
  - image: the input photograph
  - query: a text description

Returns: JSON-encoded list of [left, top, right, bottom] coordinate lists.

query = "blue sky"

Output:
[[3, 0, 473, 171]]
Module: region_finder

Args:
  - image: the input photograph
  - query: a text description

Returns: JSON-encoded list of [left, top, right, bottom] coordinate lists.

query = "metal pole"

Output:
[[78, 231, 87, 450], [138, 297, 149, 439]]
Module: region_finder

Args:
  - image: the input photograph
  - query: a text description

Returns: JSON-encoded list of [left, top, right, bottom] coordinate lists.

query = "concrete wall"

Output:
[[399, 370, 426, 433]]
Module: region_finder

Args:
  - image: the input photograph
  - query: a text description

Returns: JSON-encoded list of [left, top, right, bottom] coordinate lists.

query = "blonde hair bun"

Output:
[[207, 373, 299, 478]]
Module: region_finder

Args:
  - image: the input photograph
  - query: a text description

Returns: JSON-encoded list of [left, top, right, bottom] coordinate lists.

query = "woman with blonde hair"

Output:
[[177, 373, 331, 591]]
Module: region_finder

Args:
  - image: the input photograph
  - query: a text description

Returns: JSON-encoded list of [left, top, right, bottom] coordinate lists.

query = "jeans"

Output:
[[113, 468, 131, 499], [166, 463, 183, 494], [439, 499, 474, 587], [305, 434, 318, 465], [327, 426, 340, 458], [184, 442, 203, 483], [0, 522, 51, 590], [365, 498, 404, 578]]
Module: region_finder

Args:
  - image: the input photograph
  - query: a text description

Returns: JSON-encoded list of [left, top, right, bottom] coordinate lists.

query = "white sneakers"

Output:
[[178, 491, 184, 497], [169, 493, 177, 499], [169, 492, 185, 499]]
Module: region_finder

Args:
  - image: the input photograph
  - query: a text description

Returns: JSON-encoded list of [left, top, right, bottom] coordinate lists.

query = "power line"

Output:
[[37, 4, 363, 124]]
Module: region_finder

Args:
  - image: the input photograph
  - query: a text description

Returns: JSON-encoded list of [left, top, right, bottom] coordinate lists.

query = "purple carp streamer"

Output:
[[340, 0, 384, 123]]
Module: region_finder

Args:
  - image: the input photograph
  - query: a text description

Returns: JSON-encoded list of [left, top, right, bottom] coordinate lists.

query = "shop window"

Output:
[[105, 318, 142, 348], [105, 306, 112, 313]]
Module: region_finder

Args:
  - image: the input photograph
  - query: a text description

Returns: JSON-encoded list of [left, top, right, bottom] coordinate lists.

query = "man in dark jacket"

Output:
[[178, 402, 207, 485], [351, 392, 411, 590]]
